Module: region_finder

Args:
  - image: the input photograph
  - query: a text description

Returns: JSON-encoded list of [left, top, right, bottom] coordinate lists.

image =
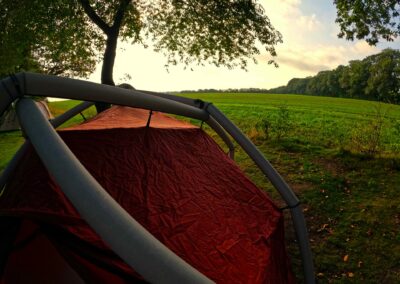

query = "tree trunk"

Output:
[[101, 34, 118, 86], [78, 0, 131, 113], [95, 32, 119, 113]]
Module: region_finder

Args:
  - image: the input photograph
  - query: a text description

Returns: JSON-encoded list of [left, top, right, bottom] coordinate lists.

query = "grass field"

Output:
[[1, 94, 399, 283]]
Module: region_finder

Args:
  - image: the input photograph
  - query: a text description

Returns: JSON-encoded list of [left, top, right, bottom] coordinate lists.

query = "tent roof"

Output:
[[63, 106, 196, 131]]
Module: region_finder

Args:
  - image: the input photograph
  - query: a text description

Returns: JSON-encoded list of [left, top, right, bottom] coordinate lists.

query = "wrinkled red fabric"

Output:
[[0, 106, 294, 283]]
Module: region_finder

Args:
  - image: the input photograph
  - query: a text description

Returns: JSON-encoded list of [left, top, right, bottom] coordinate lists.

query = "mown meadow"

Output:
[[1, 93, 399, 283]]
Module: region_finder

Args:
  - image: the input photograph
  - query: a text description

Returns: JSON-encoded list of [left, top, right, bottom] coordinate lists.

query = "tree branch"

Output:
[[111, 0, 132, 33], [78, 0, 111, 34]]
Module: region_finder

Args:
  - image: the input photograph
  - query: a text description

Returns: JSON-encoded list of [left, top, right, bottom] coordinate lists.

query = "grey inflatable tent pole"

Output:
[[0, 101, 95, 191], [17, 72, 209, 121], [205, 104, 315, 284], [16, 98, 213, 284], [49, 101, 94, 127], [0, 142, 29, 193], [206, 117, 235, 159], [0, 76, 20, 115]]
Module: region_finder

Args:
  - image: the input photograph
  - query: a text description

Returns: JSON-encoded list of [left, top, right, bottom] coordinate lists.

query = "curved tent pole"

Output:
[[0, 142, 29, 194], [0, 75, 23, 115], [206, 117, 235, 159], [16, 98, 213, 284], [205, 104, 315, 284], [49, 101, 94, 127], [138, 89, 201, 107], [0, 101, 95, 191], [12, 72, 209, 121]]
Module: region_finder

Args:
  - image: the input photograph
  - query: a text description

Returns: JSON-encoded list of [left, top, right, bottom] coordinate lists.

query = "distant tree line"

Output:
[[267, 49, 400, 104], [178, 88, 271, 94]]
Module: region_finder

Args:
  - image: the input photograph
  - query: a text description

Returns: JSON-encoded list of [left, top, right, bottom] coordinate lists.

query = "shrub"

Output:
[[260, 104, 293, 141], [258, 117, 270, 140], [349, 105, 387, 155], [275, 104, 292, 140], [247, 126, 264, 142]]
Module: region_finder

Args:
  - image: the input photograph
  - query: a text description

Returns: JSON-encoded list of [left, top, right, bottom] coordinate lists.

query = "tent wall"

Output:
[[0, 100, 52, 132], [0, 107, 19, 132], [1, 220, 84, 284], [0, 217, 20, 278]]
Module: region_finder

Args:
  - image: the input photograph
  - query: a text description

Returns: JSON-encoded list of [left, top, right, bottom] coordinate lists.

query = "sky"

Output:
[[88, 0, 399, 92]]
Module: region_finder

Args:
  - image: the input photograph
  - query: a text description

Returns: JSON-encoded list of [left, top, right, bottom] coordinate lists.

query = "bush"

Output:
[[247, 126, 264, 142], [392, 119, 400, 136], [260, 104, 293, 140], [349, 105, 387, 155], [257, 118, 270, 140]]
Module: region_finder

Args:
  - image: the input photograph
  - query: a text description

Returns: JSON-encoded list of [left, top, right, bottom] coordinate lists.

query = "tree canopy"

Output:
[[335, 0, 400, 44], [0, 0, 100, 78], [1, 0, 282, 84]]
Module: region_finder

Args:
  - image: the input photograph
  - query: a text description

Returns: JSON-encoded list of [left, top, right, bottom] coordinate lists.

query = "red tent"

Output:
[[0, 106, 294, 283]]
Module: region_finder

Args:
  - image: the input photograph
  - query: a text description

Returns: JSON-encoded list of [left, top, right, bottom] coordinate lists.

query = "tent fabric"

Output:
[[64, 106, 195, 130], [0, 106, 19, 132], [0, 106, 294, 283], [1, 220, 85, 284]]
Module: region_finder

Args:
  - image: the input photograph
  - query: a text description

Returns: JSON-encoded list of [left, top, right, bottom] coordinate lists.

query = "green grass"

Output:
[[0, 131, 24, 171], [184, 93, 400, 119], [184, 93, 400, 155], [49, 100, 97, 128], [1, 94, 399, 282]]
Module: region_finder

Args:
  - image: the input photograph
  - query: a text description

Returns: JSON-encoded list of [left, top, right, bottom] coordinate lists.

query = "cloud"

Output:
[[258, 0, 380, 76], [281, 0, 301, 5], [276, 54, 330, 73], [272, 46, 336, 73], [268, 41, 379, 75], [260, 0, 322, 39], [351, 41, 379, 55], [298, 14, 322, 31]]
